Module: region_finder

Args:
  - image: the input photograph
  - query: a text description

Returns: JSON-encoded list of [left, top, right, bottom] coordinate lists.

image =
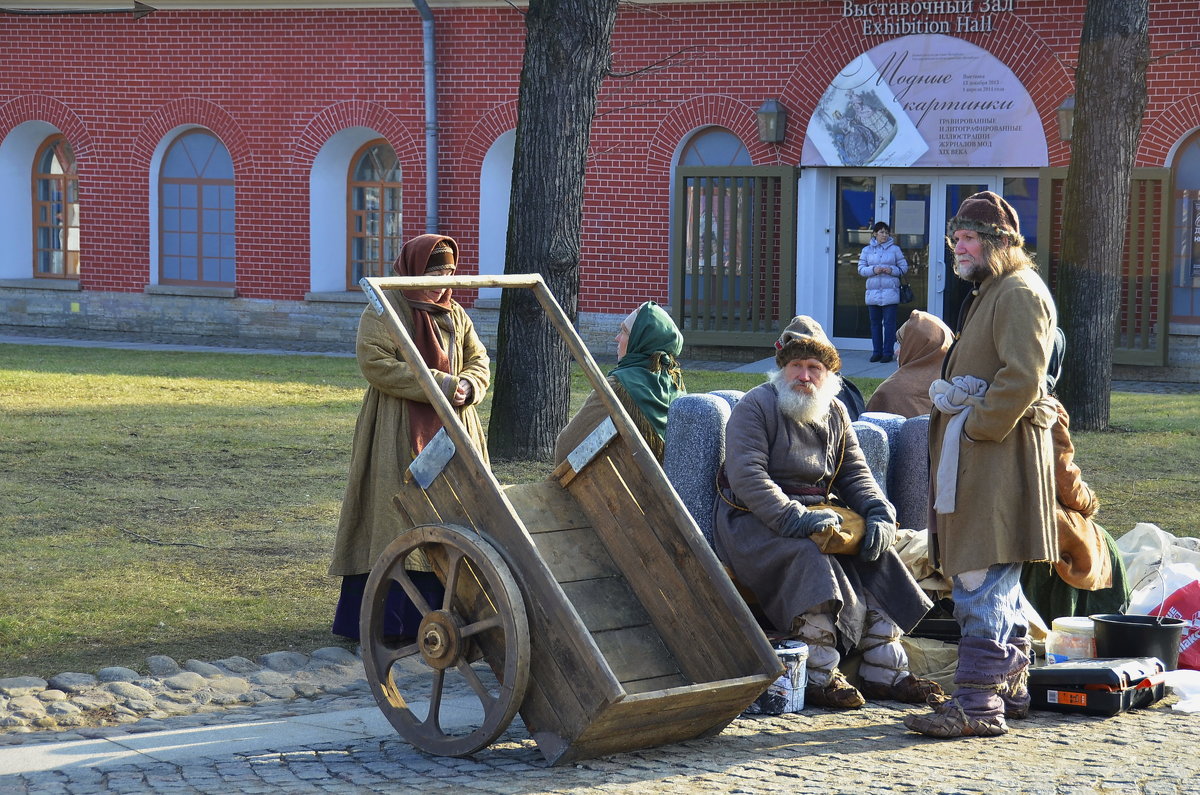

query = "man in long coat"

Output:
[[714, 316, 940, 709], [906, 191, 1058, 738]]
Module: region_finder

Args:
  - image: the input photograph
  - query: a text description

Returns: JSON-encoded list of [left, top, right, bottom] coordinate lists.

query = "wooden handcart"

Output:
[[357, 274, 781, 766]]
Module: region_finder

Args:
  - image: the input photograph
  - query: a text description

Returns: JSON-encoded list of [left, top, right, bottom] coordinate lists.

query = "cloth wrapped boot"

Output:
[[1001, 632, 1031, 719], [857, 609, 945, 703], [904, 637, 1014, 738], [794, 611, 864, 709]]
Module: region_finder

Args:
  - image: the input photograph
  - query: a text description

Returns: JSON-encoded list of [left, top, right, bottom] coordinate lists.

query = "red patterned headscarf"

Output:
[[393, 234, 458, 454]]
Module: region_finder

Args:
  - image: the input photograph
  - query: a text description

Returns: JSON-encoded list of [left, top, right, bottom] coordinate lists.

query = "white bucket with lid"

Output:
[[1045, 616, 1096, 663]]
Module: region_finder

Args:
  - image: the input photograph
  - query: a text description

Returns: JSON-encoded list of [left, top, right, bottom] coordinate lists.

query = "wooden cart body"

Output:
[[359, 274, 781, 765]]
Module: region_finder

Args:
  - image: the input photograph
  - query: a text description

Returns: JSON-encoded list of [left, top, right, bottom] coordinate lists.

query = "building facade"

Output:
[[2, 0, 1199, 378]]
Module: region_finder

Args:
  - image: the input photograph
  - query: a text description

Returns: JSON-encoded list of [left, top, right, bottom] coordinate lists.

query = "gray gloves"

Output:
[[779, 506, 842, 538], [859, 500, 898, 562]]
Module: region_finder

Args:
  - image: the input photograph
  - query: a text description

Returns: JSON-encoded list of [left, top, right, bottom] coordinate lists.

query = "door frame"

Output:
[[876, 173, 998, 322]]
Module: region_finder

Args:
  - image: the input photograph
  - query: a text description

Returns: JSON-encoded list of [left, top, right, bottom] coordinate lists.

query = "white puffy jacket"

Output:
[[857, 237, 909, 306]]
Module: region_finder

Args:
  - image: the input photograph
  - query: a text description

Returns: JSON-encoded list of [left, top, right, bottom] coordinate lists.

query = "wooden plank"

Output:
[[590, 625, 682, 684], [392, 481, 441, 527], [529, 527, 619, 583], [502, 480, 590, 533], [603, 440, 779, 675], [620, 673, 690, 695], [547, 676, 774, 766], [568, 450, 739, 683], [560, 577, 652, 633]]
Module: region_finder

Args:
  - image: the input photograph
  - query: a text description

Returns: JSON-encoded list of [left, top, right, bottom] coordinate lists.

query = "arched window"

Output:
[[347, 140, 402, 287], [1173, 130, 1200, 322], [32, 134, 79, 279], [160, 130, 235, 286], [675, 127, 752, 280], [678, 127, 751, 167]]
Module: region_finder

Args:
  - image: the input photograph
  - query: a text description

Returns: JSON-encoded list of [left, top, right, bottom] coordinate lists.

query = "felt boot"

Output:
[[795, 611, 864, 710], [904, 637, 1013, 738], [1002, 633, 1031, 719]]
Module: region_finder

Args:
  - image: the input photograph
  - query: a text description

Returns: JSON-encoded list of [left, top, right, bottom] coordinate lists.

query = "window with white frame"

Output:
[[159, 130, 235, 286], [32, 134, 79, 279], [347, 140, 402, 288]]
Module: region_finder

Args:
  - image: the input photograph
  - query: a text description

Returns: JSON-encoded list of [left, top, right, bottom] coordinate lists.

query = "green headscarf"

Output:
[[610, 301, 685, 442]]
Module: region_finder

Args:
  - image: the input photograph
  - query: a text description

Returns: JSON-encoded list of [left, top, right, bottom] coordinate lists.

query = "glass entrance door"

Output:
[[833, 175, 995, 345]]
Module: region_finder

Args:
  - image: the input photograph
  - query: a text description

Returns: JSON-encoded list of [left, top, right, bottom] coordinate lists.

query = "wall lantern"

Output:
[[1056, 95, 1075, 142], [756, 99, 788, 144]]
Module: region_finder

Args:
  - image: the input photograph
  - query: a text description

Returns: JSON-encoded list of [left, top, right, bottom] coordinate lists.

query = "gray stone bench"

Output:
[[662, 392, 930, 545]]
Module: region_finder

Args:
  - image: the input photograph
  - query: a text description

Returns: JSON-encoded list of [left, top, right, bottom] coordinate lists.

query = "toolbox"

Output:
[[1028, 657, 1167, 716]]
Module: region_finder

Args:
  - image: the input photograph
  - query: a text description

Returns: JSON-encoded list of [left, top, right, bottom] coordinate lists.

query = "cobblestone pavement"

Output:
[[3, 692, 1198, 794]]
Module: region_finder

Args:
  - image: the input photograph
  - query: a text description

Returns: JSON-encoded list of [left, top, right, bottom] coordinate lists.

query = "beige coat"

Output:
[[928, 267, 1058, 578], [329, 295, 490, 577]]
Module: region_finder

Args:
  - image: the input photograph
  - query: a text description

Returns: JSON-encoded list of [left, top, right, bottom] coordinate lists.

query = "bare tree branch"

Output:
[[120, 528, 215, 549], [607, 45, 701, 79]]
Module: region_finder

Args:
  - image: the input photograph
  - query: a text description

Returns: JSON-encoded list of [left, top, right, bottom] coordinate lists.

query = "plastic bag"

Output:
[[1117, 523, 1200, 595], [1127, 560, 1200, 671]]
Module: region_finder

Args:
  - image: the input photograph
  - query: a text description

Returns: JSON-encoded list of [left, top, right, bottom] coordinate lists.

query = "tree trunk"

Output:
[[487, 0, 619, 461], [1056, 0, 1148, 430]]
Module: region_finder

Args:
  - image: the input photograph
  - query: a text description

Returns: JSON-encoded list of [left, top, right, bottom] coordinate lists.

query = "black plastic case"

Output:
[[1028, 657, 1167, 716]]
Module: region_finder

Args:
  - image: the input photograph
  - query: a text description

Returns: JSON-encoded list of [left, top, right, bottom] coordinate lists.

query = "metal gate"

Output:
[[670, 166, 798, 347]]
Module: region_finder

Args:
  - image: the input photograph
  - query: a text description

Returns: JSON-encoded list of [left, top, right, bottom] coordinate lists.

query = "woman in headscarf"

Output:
[[329, 234, 491, 641], [864, 310, 953, 418], [554, 301, 685, 464]]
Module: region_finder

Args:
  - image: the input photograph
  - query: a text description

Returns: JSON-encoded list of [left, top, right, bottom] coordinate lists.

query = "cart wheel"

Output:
[[361, 523, 531, 757]]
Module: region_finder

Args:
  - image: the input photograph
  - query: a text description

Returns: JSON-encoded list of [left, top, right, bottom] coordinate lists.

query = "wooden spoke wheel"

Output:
[[360, 523, 531, 757]]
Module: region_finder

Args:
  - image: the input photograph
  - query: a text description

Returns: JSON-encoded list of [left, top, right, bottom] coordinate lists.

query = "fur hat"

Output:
[[774, 315, 841, 372], [424, 240, 457, 273], [947, 190, 1024, 248]]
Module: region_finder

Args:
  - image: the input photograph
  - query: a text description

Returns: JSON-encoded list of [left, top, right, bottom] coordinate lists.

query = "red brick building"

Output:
[[2, 0, 1198, 377]]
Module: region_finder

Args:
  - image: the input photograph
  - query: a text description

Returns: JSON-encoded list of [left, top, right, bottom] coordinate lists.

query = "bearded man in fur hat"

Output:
[[905, 191, 1058, 739], [713, 316, 941, 709]]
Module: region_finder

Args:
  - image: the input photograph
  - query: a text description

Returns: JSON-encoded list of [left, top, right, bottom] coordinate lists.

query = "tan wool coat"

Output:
[[329, 295, 490, 577], [928, 267, 1058, 579]]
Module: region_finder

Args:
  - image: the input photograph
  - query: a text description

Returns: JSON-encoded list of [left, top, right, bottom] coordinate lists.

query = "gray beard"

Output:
[[770, 369, 842, 425]]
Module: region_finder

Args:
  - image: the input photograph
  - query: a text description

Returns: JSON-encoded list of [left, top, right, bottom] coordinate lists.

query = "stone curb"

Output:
[[0, 646, 370, 747]]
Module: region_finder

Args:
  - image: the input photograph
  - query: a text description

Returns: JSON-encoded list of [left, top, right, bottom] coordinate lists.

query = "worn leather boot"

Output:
[[904, 637, 1013, 738], [795, 611, 865, 710], [857, 608, 945, 703]]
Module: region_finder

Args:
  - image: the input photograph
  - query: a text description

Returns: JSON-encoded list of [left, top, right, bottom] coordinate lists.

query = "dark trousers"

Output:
[[868, 303, 899, 357], [332, 571, 444, 642]]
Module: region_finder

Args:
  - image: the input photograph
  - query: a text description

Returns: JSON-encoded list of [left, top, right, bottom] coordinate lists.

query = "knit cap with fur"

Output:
[[947, 190, 1024, 248], [774, 315, 841, 372]]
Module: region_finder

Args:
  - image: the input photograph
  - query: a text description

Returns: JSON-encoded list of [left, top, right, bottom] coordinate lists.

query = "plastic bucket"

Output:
[[1090, 613, 1187, 670]]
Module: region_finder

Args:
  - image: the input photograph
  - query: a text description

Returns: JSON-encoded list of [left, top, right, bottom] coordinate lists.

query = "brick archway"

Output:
[[783, 18, 1075, 166], [133, 98, 249, 170], [1140, 94, 1200, 166], [0, 94, 94, 159], [293, 101, 420, 172]]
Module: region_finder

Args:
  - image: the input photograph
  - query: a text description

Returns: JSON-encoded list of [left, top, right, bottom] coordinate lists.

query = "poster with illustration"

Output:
[[806, 53, 927, 167], [802, 34, 1047, 168]]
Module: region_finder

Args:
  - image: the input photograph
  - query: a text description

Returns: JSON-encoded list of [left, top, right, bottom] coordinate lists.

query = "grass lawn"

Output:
[[0, 343, 1195, 679]]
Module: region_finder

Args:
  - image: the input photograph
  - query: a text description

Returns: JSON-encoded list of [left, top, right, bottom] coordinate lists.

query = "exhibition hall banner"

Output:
[[802, 33, 1048, 168]]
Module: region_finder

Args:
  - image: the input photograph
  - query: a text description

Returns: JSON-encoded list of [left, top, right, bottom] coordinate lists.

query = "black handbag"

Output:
[[899, 280, 914, 304]]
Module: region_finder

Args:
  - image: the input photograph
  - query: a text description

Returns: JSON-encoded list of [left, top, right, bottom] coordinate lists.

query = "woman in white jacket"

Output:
[[857, 221, 909, 363]]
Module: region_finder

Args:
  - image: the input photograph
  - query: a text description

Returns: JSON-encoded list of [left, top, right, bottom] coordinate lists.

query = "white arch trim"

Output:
[[0, 121, 59, 280]]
